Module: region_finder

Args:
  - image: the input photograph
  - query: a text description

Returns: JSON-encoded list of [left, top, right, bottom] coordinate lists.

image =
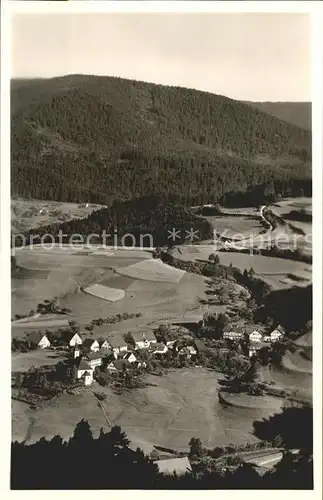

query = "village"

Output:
[[13, 317, 286, 389]]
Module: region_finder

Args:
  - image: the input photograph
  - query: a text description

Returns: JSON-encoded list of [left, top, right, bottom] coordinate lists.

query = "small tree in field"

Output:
[[189, 437, 204, 458], [209, 253, 220, 264]]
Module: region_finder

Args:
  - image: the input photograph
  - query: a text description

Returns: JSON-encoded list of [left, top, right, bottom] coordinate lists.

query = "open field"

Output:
[[12, 348, 67, 372], [281, 349, 312, 374], [259, 357, 312, 404], [12, 389, 109, 445], [268, 197, 312, 216], [84, 283, 125, 302], [206, 215, 264, 240], [116, 258, 186, 283], [174, 246, 312, 290], [11, 198, 105, 233], [12, 245, 225, 338], [12, 369, 282, 450], [202, 198, 312, 257], [294, 331, 312, 347], [218, 391, 284, 411]]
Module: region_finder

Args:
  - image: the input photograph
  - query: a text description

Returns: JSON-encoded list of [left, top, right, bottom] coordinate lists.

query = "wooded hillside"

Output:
[[11, 75, 311, 205]]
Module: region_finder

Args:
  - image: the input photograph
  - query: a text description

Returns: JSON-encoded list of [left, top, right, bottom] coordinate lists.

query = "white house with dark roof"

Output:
[[152, 343, 168, 355], [107, 359, 131, 373], [82, 338, 100, 352], [270, 325, 285, 342], [100, 339, 110, 350], [122, 352, 137, 363], [107, 334, 128, 357], [74, 357, 94, 385], [223, 326, 244, 340], [131, 331, 157, 350], [63, 332, 83, 347], [27, 332, 50, 349], [248, 330, 263, 343], [86, 352, 103, 369]]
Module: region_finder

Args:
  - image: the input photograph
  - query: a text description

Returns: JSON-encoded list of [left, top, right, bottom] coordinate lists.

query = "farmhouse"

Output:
[[107, 359, 131, 373], [270, 325, 285, 342], [122, 352, 137, 363], [223, 326, 244, 340], [107, 334, 128, 357], [74, 358, 94, 385], [131, 331, 157, 350], [86, 352, 103, 369], [248, 330, 263, 343], [82, 338, 100, 352], [178, 345, 197, 359], [27, 332, 50, 349], [154, 457, 192, 476], [100, 340, 110, 350], [62, 332, 83, 347], [152, 343, 168, 355]]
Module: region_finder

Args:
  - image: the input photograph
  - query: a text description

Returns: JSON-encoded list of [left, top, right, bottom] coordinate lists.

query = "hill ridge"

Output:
[[11, 74, 311, 205]]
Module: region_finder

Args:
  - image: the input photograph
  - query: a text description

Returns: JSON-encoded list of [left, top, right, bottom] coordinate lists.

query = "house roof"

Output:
[[144, 330, 157, 341], [223, 326, 244, 334], [107, 335, 127, 348], [86, 352, 103, 361], [155, 457, 192, 476], [123, 352, 136, 359], [272, 325, 285, 333], [76, 357, 92, 371], [131, 330, 157, 342], [83, 338, 99, 348], [248, 330, 262, 336], [62, 331, 82, 342], [27, 332, 48, 344]]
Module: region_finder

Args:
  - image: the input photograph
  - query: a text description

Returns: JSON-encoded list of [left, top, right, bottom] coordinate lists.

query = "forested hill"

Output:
[[244, 102, 311, 131], [15, 196, 214, 247], [11, 75, 311, 205]]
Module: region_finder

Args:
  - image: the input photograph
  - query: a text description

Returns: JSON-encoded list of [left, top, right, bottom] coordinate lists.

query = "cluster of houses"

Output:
[[27, 328, 199, 387], [25, 322, 286, 385], [222, 324, 285, 357]]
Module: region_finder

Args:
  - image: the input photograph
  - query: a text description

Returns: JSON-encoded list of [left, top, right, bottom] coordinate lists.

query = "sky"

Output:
[[12, 13, 311, 101]]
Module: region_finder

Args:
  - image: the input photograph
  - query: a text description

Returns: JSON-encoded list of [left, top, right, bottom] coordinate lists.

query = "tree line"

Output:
[[11, 405, 313, 489]]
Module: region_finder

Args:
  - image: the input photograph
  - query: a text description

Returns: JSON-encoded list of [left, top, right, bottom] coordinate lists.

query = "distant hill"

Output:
[[11, 75, 311, 205], [244, 102, 311, 131]]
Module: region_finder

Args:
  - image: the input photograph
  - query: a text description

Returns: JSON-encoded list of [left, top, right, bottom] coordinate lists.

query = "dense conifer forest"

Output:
[[11, 75, 311, 206], [13, 195, 214, 247]]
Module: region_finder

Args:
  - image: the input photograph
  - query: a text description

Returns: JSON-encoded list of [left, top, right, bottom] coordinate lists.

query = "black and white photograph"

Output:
[[2, 1, 322, 493]]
